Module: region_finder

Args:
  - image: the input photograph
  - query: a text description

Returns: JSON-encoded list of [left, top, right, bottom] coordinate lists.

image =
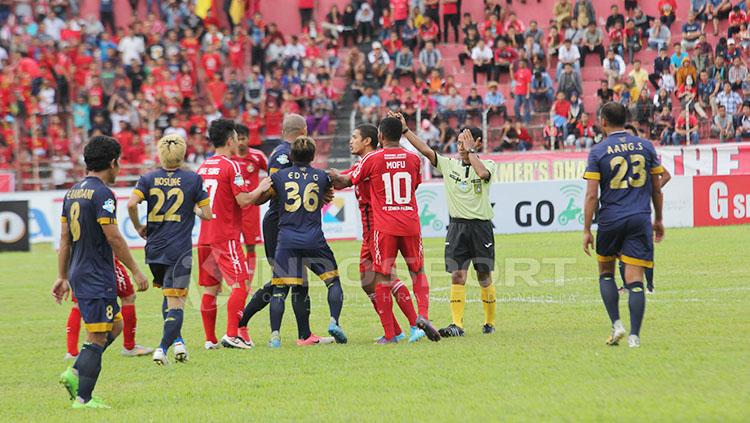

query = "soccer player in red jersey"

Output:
[[65, 258, 153, 359], [332, 124, 422, 343], [333, 117, 441, 343], [197, 119, 271, 350], [232, 124, 268, 287]]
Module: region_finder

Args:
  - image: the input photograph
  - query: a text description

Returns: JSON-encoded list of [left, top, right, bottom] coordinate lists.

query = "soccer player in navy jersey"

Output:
[[583, 103, 665, 348], [127, 134, 213, 365], [52, 136, 149, 409], [250, 136, 346, 347]]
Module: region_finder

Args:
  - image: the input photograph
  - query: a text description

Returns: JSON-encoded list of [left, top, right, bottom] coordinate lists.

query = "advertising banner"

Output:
[[0, 200, 30, 251], [478, 143, 750, 183], [692, 175, 750, 227]]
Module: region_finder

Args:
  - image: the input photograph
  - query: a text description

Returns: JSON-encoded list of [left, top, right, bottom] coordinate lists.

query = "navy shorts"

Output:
[[262, 212, 279, 267], [272, 245, 339, 286], [150, 255, 192, 297], [596, 213, 654, 268], [77, 297, 121, 333]]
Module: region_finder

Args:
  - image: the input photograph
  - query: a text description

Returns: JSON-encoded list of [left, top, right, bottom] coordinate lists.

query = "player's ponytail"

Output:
[[157, 134, 187, 170], [291, 136, 316, 164]]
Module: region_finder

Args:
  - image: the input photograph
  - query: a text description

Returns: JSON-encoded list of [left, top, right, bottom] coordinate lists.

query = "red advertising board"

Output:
[[478, 143, 750, 183], [693, 175, 750, 227], [0, 172, 14, 192]]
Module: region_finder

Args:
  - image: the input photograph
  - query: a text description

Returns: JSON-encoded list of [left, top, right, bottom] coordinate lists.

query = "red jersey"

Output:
[[197, 155, 248, 244], [232, 148, 268, 225], [350, 147, 422, 236], [344, 153, 375, 233]]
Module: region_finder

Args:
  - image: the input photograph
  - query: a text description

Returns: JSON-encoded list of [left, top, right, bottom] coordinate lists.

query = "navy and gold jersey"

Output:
[[583, 131, 665, 228], [133, 168, 209, 265], [266, 141, 292, 218], [270, 164, 330, 250], [61, 176, 117, 300]]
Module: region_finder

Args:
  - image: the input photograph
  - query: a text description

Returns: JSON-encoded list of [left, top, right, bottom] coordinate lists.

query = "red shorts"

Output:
[[241, 206, 262, 245], [359, 229, 374, 274], [198, 240, 249, 287], [72, 258, 133, 303], [372, 230, 424, 276]]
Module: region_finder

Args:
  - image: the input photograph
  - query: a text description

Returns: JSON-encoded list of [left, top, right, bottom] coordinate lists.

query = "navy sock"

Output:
[[76, 342, 104, 402], [325, 277, 344, 324], [599, 273, 620, 324], [161, 297, 168, 320], [618, 261, 626, 287], [645, 268, 654, 292], [627, 282, 646, 336], [159, 309, 184, 352], [239, 282, 273, 327], [291, 285, 311, 339], [269, 286, 289, 332]]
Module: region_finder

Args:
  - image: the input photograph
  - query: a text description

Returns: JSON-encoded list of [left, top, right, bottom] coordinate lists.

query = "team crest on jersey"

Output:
[[234, 174, 245, 187], [102, 198, 115, 213], [246, 163, 255, 173], [277, 154, 289, 165]]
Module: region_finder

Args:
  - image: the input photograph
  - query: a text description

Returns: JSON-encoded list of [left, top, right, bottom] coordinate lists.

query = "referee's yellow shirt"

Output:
[[435, 154, 495, 221]]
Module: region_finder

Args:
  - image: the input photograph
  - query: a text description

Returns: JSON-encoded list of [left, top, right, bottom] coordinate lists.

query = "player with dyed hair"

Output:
[[196, 119, 271, 350], [250, 136, 346, 347], [330, 124, 422, 342], [53, 136, 149, 408], [332, 117, 441, 343], [583, 102, 665, 348], [127, 134, 213, 364]]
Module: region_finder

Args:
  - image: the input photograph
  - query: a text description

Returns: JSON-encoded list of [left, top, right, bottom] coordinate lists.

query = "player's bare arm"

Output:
[[248, 177, 274, 205], [659, 167, 672, 188], [194, 204, 213, 221], [651, 175, 665, 242], [582, 179, 599, 256], [126, 193, 147, 239], [102, 224, 149, 291], [52, 220, 72, 304], [389, 111, 438, 166], [236, 176, 273, 207], [328, 169, 353, 189], [459, 129, 491, 181]]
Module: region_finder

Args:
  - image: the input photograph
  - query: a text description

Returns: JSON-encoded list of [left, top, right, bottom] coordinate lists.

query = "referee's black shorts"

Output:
[[445, 218, 495, 273]]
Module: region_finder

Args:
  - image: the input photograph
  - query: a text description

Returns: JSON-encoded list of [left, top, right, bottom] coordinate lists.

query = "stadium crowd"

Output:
[[2, 0, 750, 179]]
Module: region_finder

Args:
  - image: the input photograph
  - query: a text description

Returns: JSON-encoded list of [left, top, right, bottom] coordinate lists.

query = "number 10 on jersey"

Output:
[[382, 172, 412, 205]]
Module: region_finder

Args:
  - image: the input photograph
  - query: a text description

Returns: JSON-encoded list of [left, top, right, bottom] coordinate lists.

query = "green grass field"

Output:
[[1, 226, 748, 421]]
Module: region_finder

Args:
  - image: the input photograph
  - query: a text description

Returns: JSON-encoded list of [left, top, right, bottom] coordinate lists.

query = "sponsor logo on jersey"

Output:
[[277, 154, 289, 165], [234, 174, 245, 187], [102, 198, 115, 214]]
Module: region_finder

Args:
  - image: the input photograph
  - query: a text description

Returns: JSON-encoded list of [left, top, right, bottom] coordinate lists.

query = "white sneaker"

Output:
[[221, 334, 253, 349], [173, 341, 189, 362], [121, 345, 155, 357], [628, 335, 641, 348], [152, 348, 168, 366], [63, 353, 78, 361], [204, 340, 222, 350], [606, 320, 627, 346]]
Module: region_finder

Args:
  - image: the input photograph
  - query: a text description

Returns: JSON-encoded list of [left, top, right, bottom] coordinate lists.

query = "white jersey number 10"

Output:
[[381, 172, 412, 205]]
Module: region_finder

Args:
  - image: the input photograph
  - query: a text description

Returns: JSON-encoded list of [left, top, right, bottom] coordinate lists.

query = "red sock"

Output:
[[226, 287, 248, 338], [375, 283, 395, 340], [66, 307, 81, 356], [411, 272, 430, 319], [121, 304, 136, 350], [245, 250, 257, 284], [369, 291, 402, 335], [201, 293, 218, 343], [392, 280, 418, 327]]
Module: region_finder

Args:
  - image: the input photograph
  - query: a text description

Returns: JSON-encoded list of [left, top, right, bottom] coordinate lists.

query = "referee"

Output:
[[391, 112, 496, 337]]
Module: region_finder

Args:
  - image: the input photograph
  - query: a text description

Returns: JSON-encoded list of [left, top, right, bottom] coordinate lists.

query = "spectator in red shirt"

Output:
[[418, 15, 439, 49], [442, 0, 460, 43], [657, 0, 677, 28], [493, 38, 518, 80], [201, 45, 222, 80], [512, 59, 533, 124], [206, 73, 227, 108]]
